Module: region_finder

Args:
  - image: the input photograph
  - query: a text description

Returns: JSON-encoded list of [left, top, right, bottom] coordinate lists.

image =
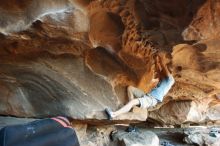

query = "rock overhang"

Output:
[[0, 0, 219, 126]]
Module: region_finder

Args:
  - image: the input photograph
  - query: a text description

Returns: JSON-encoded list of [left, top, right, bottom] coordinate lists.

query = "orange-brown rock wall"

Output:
[[0, 0, 219, 125]]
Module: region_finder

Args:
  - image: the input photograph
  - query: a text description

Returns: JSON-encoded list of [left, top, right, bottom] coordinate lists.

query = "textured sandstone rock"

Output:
[[0, 54, 119, 119], [89, 10, 124, 52], [112, 130, 159, 146], [184, 128, 220, 146], [0, 0, 71, 34], [182, 0, 220, 40], [148, 39, 220, 125], [149, 100, 208, 125], [0, 0, 219, 126]]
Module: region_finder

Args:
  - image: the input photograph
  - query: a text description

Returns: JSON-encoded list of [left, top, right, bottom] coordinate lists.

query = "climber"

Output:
[[105, 55, 175, 119]]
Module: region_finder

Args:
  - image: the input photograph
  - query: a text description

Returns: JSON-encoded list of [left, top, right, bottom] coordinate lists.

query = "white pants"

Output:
[[127, 86, 158, 109]]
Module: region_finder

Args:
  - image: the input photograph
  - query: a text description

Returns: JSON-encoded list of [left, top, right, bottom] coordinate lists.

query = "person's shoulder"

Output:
[[167, 74, 174, 79], [167, 74, 175, 84]]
